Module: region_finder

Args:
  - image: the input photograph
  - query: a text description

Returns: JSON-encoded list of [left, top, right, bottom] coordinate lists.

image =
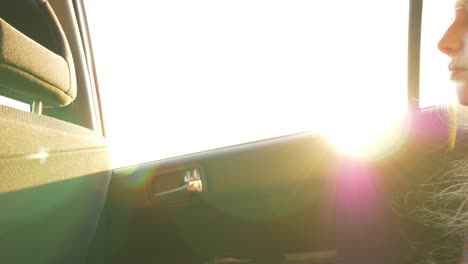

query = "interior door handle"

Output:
[[153, 168, 203, 197]]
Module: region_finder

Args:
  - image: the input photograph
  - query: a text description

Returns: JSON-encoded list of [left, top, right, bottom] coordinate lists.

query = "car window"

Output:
[[0, 95, 29, 112], [85, 1, 409, 167], [420, 0, 457, 107]]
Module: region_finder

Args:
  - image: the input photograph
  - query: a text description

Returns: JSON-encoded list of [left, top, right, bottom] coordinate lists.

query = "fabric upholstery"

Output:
[[0, 105, 112, 264], [0, 1, 107, 263], [0, 105, 110, 193], [0, 0, 76, 107]]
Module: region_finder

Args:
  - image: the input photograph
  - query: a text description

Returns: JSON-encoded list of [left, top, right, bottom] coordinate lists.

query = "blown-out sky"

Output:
[[84, 0, 455, 168]]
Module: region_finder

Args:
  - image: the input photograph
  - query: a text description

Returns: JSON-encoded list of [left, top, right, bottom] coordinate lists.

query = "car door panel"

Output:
[[89, 119, 450, 264], [87, 106, 465, 264]]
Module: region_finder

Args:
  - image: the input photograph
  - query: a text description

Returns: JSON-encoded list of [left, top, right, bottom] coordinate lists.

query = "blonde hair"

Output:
[[399, 2, 468, 263], [393, 106, 468, 264]]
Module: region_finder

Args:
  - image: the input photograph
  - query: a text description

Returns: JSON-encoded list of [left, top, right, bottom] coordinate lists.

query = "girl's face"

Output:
[[439, 1, 468, 103]]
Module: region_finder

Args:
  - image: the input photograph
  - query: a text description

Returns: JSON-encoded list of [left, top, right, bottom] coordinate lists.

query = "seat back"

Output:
[[0, 1, 111, 263]]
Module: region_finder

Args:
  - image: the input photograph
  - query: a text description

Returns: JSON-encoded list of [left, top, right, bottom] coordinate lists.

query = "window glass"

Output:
[[0, 95, 30, 112], [420, 0, 457, 107], [85, 1, 409, 167]]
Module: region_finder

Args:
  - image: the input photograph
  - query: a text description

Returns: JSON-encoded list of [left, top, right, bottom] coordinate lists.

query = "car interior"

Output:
[[0, 0, 464, 263]]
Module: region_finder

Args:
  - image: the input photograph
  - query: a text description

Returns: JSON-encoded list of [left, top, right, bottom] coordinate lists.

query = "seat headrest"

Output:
[[0, 0, 76, 107]]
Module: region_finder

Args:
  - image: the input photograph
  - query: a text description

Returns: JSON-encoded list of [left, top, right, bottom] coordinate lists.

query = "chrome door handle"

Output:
[[153, 168, 203, 197]]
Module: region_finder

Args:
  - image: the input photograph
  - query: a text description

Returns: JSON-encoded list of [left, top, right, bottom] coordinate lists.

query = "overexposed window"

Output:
[[85, 1, 409, 167], [0, 95, 29, 112]]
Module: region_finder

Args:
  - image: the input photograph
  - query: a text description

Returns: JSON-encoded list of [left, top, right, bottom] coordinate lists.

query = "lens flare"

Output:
[[319, 108, 408, 161], [27, 148, 50, 165]]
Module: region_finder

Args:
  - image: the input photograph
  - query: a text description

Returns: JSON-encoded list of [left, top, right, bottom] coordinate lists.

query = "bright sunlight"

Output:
[[320, 106, 407, 161], [83, 0, 446, 167]]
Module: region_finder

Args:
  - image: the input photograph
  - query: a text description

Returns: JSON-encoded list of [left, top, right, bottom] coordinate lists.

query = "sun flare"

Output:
[[320, 106, 408, 161], [85, 0, 413, 167]]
